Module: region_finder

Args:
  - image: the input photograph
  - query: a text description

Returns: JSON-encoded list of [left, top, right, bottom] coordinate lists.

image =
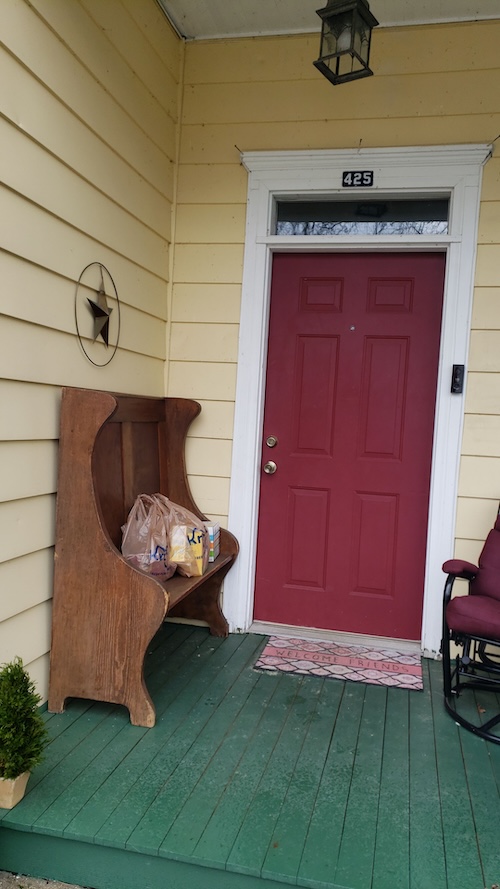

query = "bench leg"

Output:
[[169, 575, 229, 637]]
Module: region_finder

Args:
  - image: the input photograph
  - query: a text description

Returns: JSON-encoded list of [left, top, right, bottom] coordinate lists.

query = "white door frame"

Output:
[[224, 145, 490, 655]]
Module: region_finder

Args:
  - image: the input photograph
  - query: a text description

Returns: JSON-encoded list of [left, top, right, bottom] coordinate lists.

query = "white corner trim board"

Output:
[[224, 144, 491, 655]]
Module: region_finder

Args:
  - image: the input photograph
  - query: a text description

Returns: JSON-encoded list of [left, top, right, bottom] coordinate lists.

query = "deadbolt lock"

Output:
[[266, 435, 278, 448]]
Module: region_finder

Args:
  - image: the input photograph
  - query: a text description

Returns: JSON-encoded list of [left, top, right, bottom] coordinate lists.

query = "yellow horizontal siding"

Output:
[[478, 202, 500, 244], [458, 455, 500, 498], [482, 155, 500, 200], [179, 115, 500, 165], [0, 316, 165, 393], [0, 442, 58, 502], [468, 331, 500, 371], [183, 22, 500, 84], [462, 415, 500, 457], [0, 496, 56, 564], [24, 653, 50, 702], [475, 246, 500, 286], [175, 205, 247, 244], [2, 6, 175, 190], [0, 601, 52, 668], [121, 0, 181, 81], [454, 538, 483, 565], [456, 497, 500, 541], [81, 0, 179, 102], [171, 284, 242, 324], [173, 245, 244, 283], [192, 400, 235, 440], [1, 259, 166, 360], [32, 0, 177, 143], [0, 550, 53, 622], [167, 361, 237, 402], [186, 437, 233, 479], [170, 323, 239, 363], [176, 164, 248, 204], [471, 288, 500, 329], [182, 71, 500, 127], [188, 474, 231, 519], [465, 373, 500, 414], [1, 248, 167, 330], [0, 53, 173, 221], [0, 382, 60, 440], [0, 133, 169, 281]]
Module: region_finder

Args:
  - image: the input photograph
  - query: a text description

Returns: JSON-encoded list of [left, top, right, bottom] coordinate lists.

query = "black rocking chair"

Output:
[[441, 505, 500, 744]]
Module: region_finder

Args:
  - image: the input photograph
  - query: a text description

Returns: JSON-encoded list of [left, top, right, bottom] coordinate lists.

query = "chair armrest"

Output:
[[442, 559, 478, 580], [442, 559, 478, 609]]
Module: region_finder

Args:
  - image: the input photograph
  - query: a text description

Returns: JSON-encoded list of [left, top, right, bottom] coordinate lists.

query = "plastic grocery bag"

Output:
[[121, 494, 176, 580], [155, 494, 209, 577]]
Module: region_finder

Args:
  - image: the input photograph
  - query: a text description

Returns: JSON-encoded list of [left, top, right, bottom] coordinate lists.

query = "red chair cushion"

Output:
[[472, 527, 500, 601], [446, 594, 500, 640]]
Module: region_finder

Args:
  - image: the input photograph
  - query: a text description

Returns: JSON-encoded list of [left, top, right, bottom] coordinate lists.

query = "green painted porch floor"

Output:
[[1, 625, 500, 889]]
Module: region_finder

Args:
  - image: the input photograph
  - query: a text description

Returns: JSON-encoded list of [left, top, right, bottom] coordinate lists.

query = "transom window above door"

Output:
[[275, 197, 449, 236]]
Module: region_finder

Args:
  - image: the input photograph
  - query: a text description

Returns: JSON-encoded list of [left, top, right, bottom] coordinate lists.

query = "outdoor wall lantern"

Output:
[[313, 0, 379, 85]]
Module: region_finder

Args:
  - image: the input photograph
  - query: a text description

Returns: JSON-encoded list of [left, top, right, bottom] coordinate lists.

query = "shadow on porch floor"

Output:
[[1, 624, 499, 889]]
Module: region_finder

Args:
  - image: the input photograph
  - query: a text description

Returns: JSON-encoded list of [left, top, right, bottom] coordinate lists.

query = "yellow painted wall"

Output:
[[0, 0, 182, 695], [172, 19, 500, 555]]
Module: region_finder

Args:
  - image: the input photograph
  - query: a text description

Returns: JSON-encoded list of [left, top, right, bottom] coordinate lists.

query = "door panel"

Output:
[[254, 252, 445, 640]]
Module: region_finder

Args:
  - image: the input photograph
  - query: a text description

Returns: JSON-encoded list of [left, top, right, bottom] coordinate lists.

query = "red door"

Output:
[[254, 252, 445, 640]]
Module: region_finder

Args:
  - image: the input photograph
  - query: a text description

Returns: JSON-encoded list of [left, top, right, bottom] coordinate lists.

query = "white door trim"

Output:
[[224, 145, 490, 655]]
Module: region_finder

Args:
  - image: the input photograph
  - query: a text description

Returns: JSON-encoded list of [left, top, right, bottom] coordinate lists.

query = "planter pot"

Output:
[[0, 772, 30, 809]]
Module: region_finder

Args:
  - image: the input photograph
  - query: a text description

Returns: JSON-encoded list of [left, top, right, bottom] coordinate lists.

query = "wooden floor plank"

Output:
[[226, 674, 324, 878], [372, 689, 410, 889], [158, 669, 280, 861], [28, 627, 192, 836], [261, 676, 345, 884], [408, 660, 447, 889], [334, 684, 387, 889], [297, 682, 364, 888], [428, 659, 485, 889], [128, 634, 266, 854], [456, 684, 500, 887], [33, 709, 134, 835], [94, 633, 259, 849], [1, 702, 115, 828], [190, 672, 305, 871], [0, 700, 95, 827], [63, 629, 234, 842]]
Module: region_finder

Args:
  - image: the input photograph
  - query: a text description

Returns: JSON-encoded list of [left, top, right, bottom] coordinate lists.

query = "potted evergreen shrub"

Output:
[[0, 657, 49, 808]]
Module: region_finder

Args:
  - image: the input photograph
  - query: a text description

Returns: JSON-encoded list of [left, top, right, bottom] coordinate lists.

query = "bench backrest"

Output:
[[92, 394, 203, 548]]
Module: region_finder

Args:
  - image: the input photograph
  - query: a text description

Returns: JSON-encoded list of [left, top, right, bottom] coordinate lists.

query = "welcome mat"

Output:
[[254, 635, 423, 691]]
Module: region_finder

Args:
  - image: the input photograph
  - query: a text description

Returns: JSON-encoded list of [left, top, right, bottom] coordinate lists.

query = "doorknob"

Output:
[[263, 460, 277, 475]]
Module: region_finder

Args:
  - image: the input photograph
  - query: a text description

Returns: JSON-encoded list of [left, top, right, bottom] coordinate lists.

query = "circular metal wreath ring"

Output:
[[74, 262, 121, 367]]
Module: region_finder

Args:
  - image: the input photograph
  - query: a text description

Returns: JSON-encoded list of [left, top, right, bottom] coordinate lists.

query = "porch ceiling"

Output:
[[156, 0, 500, 39]]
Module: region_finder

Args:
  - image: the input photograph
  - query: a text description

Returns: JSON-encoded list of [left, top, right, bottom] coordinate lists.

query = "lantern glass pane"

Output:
[[353, 21, 370, 63], [321, 11, 353, 57], [321, 22, 339, 57]]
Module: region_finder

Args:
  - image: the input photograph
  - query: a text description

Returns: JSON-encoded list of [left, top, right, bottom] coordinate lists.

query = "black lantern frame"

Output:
[[314, 0, 379, 85]]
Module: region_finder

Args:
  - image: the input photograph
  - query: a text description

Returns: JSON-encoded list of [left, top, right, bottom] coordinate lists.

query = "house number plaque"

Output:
[[342, 171, 374, 187]]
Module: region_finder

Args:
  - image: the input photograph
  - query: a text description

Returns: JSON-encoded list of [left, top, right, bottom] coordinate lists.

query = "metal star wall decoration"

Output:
[[74, 262, 121, 367], [87, 267, 113, 346]]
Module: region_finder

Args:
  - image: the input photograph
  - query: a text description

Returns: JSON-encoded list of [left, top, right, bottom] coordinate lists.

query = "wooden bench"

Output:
[[48, 387, 238, 727]]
